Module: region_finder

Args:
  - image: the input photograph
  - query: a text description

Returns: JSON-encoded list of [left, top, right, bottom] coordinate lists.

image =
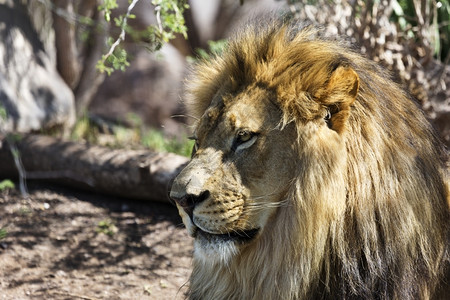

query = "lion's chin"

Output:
[[195, 227, 259, 243], [192, 228, 259, 265]]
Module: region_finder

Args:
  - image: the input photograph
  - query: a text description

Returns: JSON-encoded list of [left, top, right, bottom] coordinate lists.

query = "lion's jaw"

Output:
[[172, 149, 268, 265], [170, 85, 297, 265]]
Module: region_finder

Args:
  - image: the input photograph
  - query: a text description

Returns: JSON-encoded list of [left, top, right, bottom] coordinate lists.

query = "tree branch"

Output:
[[99, 0, 140, 66]]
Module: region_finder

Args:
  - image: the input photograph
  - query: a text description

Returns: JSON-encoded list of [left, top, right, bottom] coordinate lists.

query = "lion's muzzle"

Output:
[[169, 152, 218, 234], [170, 190, 210, 220], [169, 149, 259, 243], [169, 156, 212, 216]]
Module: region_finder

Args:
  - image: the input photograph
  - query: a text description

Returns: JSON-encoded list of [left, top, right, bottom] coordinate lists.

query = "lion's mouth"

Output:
[[195, 227, 259, 244]]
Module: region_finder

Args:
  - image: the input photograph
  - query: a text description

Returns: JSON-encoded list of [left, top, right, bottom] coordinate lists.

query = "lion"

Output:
[[170, 17, 449, 299]]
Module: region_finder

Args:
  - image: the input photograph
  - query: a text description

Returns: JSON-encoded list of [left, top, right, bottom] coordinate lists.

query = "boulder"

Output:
[[0, 1, 75, 134]]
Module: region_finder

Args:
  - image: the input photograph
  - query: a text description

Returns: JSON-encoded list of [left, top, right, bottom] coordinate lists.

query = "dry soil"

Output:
[[0, 183, 192, 300]]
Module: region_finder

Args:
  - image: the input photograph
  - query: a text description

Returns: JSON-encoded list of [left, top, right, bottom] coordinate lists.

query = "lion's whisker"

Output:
[[243, 200, 290, 213], [171, 114, 199, 121]]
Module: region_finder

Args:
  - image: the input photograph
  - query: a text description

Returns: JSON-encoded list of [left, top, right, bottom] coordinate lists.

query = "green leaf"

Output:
[[99, 0, 119, 22], [97, 0, 189, 74]]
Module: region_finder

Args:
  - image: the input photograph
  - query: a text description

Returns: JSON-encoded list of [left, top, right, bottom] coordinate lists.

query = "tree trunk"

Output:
[[0, 135, 188, 203], [74, 0, 109, 116], [53, 0, 80, 88]]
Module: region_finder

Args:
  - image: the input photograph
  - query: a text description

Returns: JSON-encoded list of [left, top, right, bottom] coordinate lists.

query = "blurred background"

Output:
[[0, 0, 448, 153]]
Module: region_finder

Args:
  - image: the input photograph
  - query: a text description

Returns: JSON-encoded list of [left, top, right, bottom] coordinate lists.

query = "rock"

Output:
[[89, 44, 186, 136], [0, 1, 75, 134]]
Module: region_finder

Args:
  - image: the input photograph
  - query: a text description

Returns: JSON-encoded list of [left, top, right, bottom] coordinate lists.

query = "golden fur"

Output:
[[170, 18, 449, 299]]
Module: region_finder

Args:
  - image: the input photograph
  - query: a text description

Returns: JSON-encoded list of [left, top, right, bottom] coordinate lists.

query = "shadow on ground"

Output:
[[0, 183, 192, 300]]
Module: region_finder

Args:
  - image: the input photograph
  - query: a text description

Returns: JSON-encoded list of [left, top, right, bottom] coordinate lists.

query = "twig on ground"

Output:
[[7, 139, 28, 197], [53, 291, 100, 300]]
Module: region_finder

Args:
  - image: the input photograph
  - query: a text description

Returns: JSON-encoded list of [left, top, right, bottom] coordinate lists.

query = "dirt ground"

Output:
[[0, 183, 192, 300]]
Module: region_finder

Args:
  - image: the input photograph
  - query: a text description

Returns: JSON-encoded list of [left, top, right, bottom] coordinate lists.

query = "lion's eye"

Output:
[[237, 131, 253, 143], [232, 130, 258, 152], [324, 109, 332, 129]]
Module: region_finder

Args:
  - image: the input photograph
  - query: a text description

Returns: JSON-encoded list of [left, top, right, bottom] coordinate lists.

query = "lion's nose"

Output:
[[171, 190, 210, 216]]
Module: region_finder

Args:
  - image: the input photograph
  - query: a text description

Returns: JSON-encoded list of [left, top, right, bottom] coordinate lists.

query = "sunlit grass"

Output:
[[69, 113, 193, 157], [141, 129, 193, 157]]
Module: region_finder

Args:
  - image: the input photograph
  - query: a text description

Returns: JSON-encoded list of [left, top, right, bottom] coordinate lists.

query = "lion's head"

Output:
[[170, 18, 449, 300]]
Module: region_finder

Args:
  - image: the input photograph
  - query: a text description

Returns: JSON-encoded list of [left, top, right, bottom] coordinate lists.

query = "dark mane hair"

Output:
[[185, 17, 449, 299]]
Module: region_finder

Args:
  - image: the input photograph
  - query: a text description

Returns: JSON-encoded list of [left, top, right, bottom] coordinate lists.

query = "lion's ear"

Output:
[[315, 66, 359, 134]]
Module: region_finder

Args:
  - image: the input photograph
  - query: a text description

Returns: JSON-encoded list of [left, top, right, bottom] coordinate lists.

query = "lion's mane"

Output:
[[184, 18, 449, 299]]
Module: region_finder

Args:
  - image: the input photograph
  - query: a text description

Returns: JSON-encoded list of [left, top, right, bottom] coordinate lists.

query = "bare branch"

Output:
[[6, 139, 28, 197], [99, 0, 141, 65]]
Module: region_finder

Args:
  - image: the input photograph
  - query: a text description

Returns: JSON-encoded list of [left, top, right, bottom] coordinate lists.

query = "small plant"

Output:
[[96, 219, 118, 236], [0, 106, 16, 195], [0, 228, 7, 240], [0, 179, 15, 191], [0, 105, 7, 121], [70, 115, 100, 143]]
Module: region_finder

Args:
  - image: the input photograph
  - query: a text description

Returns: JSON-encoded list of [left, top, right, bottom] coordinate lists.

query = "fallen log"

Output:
[[0, 134, 188, 202]]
